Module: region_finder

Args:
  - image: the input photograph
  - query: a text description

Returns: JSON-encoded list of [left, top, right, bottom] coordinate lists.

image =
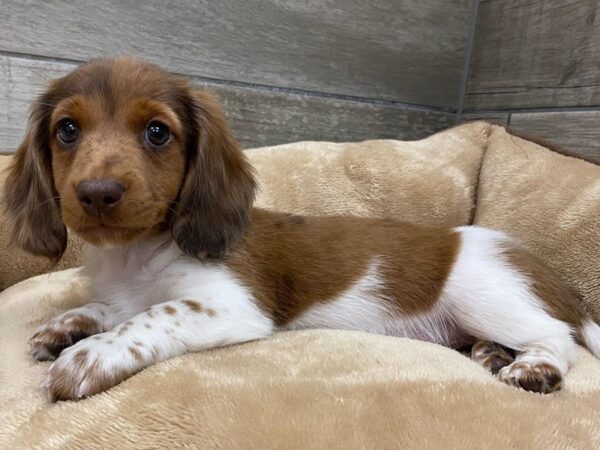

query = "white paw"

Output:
[[42, 332, 146, 401], [498, 361, 562, 394]]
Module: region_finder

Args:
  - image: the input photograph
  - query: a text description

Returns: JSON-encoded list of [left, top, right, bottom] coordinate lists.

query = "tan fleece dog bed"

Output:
[[1, 122, 600, 448]]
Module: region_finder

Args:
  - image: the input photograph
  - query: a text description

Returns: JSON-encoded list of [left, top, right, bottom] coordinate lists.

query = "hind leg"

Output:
[[460, 312, 577, 394], [462, 340, 562, 392], [449, 293, 577, 393], [497, 338, 568, 393], [443, 228, 579, 393], [457, 309, 576, 393]]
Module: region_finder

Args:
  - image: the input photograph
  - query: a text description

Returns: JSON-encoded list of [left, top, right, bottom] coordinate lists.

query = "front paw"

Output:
[[42, 335, 140, 401], [29, 313, 103, 361]]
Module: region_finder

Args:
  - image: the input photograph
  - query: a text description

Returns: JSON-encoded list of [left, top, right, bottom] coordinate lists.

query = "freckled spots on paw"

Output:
[[129, 346, 143, 362], [48, 359, 130, 402], [144, 323, 152, 329], [181, 299, 202, 312], [65, 315, 102, 335], [133, 341, 143, 346], [146, 309, 155, 318], [30, 314, 103, 361], [206, 308, 217, 318], [165, 328, 173, 335], [107, 340, 114, 345], [73, 350, 88, 366], [92, 335, 102, 340], [117, 325, 130, 336], [164, 305, 177, 315], [174, 321, 181, 327]]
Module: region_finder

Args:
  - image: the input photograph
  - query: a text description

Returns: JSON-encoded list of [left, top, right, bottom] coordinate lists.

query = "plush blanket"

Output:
[[1, 122, 599, 448]]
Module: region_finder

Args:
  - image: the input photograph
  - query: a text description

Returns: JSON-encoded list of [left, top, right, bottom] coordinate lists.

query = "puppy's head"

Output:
[[4, 57, 256, 261]]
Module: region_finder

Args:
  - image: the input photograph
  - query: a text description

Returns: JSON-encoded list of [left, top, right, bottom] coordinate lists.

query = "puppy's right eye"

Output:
[[57, 119, 79, 145], [145, 121, 171, 147]]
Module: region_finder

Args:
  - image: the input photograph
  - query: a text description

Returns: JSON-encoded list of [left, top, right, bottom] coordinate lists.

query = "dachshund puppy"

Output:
[[4, 58, 599, 401]]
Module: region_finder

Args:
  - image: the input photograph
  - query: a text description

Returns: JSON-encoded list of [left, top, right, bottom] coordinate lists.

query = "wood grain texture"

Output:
[[0, 56, 77, 152], [0, 55, 455, 152], [466, 0, 600, 109], [462, 113, 508, 126], [0, 0, 470, 108], [510, 111, 600, 163]]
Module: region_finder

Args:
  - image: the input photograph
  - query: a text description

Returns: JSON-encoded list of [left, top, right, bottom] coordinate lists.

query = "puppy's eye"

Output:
[[145, 121, 171, 147], [57, 119, 79, 145]]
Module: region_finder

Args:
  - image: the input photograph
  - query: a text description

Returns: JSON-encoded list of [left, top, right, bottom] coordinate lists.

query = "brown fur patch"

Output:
[[470, 341, 514, 375], [64, 314, 103, 338], [164, 305, 177, 315], [73, 350, 89, 366], [2, 101, 67, 260], [129, 347, 143, 362], [502, 245, 585, 326], [226, 209, 460, 326], [205, 308, 217, 318], [29, 329, 71, 358], [29, 314, 103, 360], [170, 90, 256, 259], [181, 299, 202, 313]]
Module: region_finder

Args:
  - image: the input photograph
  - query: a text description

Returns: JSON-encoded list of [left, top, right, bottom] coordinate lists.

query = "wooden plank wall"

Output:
[[464, 0, 600, 160], [0, 1, 472, 152]]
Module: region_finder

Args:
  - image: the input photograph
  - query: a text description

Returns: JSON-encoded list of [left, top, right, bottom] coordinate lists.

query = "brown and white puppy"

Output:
[[4, 58, 599, 401]]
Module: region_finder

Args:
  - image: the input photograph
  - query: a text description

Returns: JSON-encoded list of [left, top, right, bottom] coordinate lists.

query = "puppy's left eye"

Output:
[[145, 121, 171, 147], [57, 119, 79, 145]]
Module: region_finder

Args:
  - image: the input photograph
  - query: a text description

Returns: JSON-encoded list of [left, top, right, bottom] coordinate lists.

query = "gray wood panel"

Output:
[[510, 111, 600, 163], [0, 55, 455, 152], [466, 0, 600, 109], [462, 113, 508, 126], [0, 0, 470, 108], [0, 57, 77, 152]]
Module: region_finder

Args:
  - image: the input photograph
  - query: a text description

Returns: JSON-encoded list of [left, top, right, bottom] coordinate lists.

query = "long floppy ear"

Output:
[[171, 91, 256, 259], [3, 98, 67, 262]]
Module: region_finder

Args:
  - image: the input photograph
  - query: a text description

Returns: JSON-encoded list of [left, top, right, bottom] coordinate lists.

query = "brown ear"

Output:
[[3, 99, 67, 262], [171, 91, 256, 259]]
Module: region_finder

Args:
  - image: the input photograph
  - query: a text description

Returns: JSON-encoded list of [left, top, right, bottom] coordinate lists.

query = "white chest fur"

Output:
[[82, 236, 264, 327]]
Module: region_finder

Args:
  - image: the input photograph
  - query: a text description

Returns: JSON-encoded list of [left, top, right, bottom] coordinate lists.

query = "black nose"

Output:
[[75, 179, 125, 217]]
